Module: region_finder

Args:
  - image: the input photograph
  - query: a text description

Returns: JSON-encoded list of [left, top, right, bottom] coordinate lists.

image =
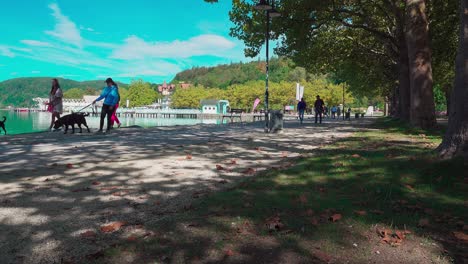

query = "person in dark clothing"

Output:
[[297, 98, 307, 124], [314, 95, 325, 124], [93, 78, 119, 133]]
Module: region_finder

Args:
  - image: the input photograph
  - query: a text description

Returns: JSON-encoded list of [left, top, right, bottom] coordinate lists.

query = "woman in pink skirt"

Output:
[[110, 90, 121, 128]]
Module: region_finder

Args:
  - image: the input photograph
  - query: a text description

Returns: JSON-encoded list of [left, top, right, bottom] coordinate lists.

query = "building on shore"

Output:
[[200, 99, 230, 114], [158, 81, 176, 96]]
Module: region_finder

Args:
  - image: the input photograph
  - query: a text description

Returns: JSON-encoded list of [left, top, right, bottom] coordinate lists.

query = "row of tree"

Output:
[[205, 0, 467, 158], [172, 79, 353, 110]]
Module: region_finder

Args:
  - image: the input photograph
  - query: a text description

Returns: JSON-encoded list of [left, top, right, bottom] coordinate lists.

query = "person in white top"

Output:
[[47, 78, 63, 131]]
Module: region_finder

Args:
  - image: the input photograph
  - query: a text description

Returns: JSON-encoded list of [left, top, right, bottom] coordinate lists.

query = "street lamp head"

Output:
[[269, 8, 281, 18], [254, 0, 272, 11]]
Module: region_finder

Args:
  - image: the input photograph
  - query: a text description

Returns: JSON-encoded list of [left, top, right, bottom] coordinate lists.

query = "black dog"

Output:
[[0, 116, 6, 135], [54, 113, 90, 134]]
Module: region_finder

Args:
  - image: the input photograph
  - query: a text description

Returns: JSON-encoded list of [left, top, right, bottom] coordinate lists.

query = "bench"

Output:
[[222, 108, 243, 123]]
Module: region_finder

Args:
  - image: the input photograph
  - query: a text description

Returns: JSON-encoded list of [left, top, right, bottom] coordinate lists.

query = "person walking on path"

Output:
[[314, 95, 325, 124], [47, 78, 63, 131], [337, 106, 342, 118], [110, 90, 121, 128], [331, 106, 337, 119], [297, 98, 307, 124], [93, 78, 119, 133]]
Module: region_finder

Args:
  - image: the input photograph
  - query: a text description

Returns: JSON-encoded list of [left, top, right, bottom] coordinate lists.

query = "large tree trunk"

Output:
[[405, 0, 437, 129], [398, 33, 411, 121], [438, 0, 468, 158]]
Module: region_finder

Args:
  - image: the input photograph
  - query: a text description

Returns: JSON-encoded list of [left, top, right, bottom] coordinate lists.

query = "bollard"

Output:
[[269, 110, 284, 133]]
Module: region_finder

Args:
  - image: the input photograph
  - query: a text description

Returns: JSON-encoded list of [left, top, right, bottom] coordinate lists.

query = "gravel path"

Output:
[[0, 118, 372, 263]]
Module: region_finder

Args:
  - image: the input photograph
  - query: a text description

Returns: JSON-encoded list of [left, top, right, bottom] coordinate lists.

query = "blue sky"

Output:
[[0, 0, 258, 84]]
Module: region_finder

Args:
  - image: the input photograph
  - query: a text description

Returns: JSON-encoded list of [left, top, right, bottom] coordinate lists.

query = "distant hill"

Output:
[[0, 77, 127, 107], [171, 57, 307, 88]]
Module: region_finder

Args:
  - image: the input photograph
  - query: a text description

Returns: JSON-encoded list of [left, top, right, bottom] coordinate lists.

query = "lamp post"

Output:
[[342, 83, 345, 120], [254, 0, 280, 132]]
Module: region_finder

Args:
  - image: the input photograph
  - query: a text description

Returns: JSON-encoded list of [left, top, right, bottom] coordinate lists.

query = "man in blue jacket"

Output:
[[93, 78, 119, 133]]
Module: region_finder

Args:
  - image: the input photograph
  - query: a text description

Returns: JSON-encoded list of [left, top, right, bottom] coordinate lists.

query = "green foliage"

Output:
[[226, 0, 458, 105], [172, 58, 307, 89], [172, 79, 354, 110], [63, 88, 84, 99], [433, 85, 447, 112], [126, 79, 158, 107]]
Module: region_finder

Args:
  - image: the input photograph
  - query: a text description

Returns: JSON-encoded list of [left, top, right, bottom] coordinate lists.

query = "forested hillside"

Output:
[[0, 77, 127, 107], [171, 57, 311, 88]]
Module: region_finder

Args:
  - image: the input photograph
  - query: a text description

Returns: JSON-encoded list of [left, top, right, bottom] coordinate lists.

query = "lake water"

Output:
[[0, 110, 221, 135]]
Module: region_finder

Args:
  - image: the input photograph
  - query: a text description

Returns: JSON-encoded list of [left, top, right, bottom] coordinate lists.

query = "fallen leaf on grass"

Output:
[[80, 230, 97, 238], [225, 249, 235, 256], [329, 213, 342, 222], [265, 215, 284, 232], [404, 184, 415, 191], [242, 168, 256, 175], [310, 217, 319, 226], [230, 159, 238, 165], [377, 227, 411, 246], [351, 154, 361, 158], [66, 163, 74, 169], [354, 210, 367, 216], [313, 250, 332, 263], [453, 232, 468, 243], [255, 147, 262, 152], [91, 181, 101, 185], [418, 218, 430, 228], [216, 165, 225, 171], [100, 221, 127, 233], [126, 235, 138, 241]]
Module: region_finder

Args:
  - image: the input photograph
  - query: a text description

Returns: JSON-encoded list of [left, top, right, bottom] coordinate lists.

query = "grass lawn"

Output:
[[88, 118, 467, 264]]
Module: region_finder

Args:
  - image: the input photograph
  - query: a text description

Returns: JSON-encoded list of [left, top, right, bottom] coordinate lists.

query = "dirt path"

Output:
[[0, 118, 371, 263]]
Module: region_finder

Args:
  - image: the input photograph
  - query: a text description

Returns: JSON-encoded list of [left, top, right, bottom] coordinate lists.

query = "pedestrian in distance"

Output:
[[314, 95, 325, 124], [93, 78, 119, 133], [297, 98, 307, 124], [47, 78, 63, 131], [331, 105, 337, 119]]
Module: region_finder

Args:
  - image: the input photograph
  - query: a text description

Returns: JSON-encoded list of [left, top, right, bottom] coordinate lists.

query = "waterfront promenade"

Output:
[[0, 118, 369, 263]]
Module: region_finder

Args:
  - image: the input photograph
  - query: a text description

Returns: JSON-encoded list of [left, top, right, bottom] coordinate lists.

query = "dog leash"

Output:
[[76, 103, 93, 113]]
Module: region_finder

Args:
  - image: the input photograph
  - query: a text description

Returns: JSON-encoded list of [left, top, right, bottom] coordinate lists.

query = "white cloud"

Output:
[[31, 71, 41, 74], [80, 26, 94, 32], [111, 34, 236, 60], [45, 3, 82, 48], [21, 40, 53, 47], [0, 46, 15, 57], [114, 60, 182, 78]]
